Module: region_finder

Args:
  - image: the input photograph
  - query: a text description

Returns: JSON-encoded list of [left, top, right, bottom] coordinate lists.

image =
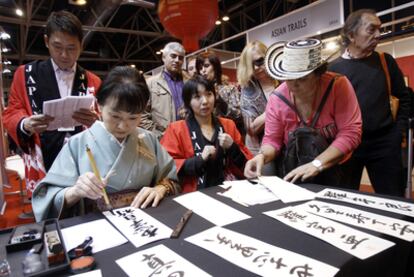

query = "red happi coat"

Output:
[[161, 117, 253, 192], [3, 60, 101, 196]]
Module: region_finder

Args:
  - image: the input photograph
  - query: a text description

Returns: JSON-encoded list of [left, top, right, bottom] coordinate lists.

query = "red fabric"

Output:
[[2, 65, 101, 196], [161, 117, 253, 192]]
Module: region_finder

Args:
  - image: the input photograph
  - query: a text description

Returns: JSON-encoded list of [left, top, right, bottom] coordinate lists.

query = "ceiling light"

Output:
[[16, 8, 23, 16], [1, 47, 10, 53], [0, 32, 11, 40], [3, 60, 11, 65], [130, 64, 136, 68], [69, 0, 87, 6], [156, 51, 161, 55], [222, 15, 230, 22], [2, 68, 11, 74], [215, 20, 222, 25], [138, 70, 143, 74]]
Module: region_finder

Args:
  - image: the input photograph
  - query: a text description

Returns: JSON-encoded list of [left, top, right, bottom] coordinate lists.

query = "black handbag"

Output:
[[275, 76, 341, 185]]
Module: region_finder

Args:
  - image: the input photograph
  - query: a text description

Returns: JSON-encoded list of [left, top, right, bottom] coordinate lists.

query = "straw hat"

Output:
[[265, 38, 338, 80]]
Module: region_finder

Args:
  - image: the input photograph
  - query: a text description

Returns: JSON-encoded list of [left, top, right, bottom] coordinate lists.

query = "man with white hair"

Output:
[[140, 42, 187, 137]]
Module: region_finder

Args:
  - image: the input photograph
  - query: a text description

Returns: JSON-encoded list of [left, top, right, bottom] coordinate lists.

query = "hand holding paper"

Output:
[[23, 114, 55, 134], [72, 108, 99, 127], [43, 95, 95, 130]]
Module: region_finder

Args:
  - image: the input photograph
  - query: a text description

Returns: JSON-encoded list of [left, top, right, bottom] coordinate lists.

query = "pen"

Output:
[[85, 145, 111, 207], [171, 209, 193, 239]]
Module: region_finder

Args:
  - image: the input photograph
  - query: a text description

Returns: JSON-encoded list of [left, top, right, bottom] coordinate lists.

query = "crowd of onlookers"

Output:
[[2, 9, 412, 221]]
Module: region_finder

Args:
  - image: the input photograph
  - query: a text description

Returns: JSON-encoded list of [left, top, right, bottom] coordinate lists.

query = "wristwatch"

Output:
[[311, 159, 323, 172]]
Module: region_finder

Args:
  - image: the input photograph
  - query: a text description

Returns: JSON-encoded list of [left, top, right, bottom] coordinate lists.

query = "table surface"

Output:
[[3, 184, 414, 277]]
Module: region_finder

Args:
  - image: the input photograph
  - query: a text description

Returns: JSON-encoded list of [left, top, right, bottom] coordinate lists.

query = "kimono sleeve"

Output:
[[32, 141, 80, 221], [151, 134, 180, 191]]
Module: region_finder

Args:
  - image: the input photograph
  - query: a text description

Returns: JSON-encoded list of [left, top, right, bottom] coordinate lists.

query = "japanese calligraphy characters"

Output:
[[186, 226, 339, 277], [264, 206, 394, 259], [174, 191, 250, 226], [299, 201, 414, 241], [116, 245, 211, 277], [103, 207, 172, 248], [317, 189, 414, 217]]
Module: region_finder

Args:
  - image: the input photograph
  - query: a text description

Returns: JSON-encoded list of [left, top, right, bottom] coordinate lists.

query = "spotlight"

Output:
[[215, 20, 221, 25], [129, 64, 136, 68], [69, 0, 87, 6], [0, 32, 11, 40], [16, 8, 23, 16], [222, 15, 229, 22]]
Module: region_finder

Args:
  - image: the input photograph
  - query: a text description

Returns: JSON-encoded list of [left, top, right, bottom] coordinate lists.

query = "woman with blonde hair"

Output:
[[237, 41, 279, 174]]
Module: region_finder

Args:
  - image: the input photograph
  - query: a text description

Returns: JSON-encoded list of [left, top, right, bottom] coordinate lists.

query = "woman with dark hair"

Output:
[[245, 39, 362, 186], [161, 76, 252, 192], [196, 51, 244, 135], [33, 66, 179, 221]]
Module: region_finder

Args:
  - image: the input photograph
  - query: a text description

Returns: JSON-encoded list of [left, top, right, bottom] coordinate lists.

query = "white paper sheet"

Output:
[[298, 200, 414, 241], [218, 180, 279, 206], [62, 219, 127, 254], [174, 191, 250, 226], [71, 269, 102, 277], [317, 188, 414, 217], [258, 176, 315, 203], [116, 244, 212, 277], [264, 206, 395, 259], [43, 95, 95, 130], [186, 226, 339, 277], [103, 207, 172, 248]]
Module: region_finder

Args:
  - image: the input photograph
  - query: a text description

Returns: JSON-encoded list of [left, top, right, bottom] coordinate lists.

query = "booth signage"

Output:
[[247, 0, 344, 46]]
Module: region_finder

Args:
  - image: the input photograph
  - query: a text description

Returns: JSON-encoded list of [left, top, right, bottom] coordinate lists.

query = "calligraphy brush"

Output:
[[85, 144, 113, 210]]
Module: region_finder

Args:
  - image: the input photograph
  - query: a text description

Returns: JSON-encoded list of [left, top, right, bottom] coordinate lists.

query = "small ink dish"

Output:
[[68, 236, 95, 274], [70, 256, 96, 274]]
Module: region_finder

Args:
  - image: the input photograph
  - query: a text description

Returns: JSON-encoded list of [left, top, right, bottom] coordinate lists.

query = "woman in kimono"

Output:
[[33, 66, 180, 221], [161, 76, 252, 192]]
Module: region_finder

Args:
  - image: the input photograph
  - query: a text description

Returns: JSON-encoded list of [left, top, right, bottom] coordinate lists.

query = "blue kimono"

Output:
[[32, 121, 178, 221]]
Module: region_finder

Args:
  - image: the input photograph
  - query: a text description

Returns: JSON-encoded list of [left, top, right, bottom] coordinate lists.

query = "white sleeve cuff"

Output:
[[20, 118, 32, 136]]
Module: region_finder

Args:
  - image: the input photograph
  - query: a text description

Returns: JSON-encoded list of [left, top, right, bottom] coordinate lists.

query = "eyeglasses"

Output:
[[253, 57, 265, 67]]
